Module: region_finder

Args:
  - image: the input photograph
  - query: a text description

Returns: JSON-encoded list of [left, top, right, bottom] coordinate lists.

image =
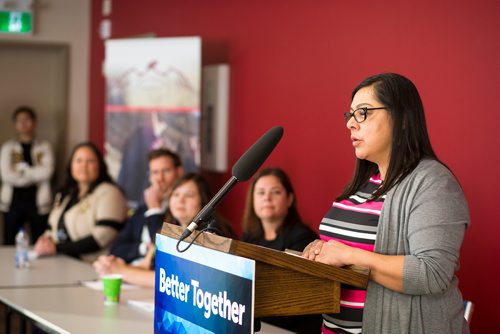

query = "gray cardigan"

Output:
[[362, 159, 470, 334]]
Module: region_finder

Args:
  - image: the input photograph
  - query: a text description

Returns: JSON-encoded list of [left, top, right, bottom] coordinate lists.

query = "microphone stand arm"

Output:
[[178, 176, 239, 242]]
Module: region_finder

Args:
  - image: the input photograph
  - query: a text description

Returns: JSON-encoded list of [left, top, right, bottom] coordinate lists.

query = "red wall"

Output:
[[89, 1, 500, 330]]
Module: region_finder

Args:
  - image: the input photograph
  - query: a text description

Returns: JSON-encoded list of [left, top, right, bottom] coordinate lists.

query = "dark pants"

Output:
[[2, 200, 48, 245]]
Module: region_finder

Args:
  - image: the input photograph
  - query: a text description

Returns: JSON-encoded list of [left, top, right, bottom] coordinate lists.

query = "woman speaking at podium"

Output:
[[303, 73, 469, 334]]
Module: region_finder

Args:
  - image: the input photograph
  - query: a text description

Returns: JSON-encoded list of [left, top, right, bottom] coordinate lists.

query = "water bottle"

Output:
[[15, 228, 30, 269]]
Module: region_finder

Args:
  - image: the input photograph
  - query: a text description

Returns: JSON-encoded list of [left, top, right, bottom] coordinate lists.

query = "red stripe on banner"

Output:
[[106, 105, 200, 113]]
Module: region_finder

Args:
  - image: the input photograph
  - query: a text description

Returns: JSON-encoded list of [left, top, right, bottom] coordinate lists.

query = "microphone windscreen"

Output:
[[232, 126, 284, 181]]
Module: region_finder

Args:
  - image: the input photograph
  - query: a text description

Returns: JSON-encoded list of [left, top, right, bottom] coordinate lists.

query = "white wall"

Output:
[[0, 0, 91, 155]]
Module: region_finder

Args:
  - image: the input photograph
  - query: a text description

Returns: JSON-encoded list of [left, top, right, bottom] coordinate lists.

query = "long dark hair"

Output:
[[59, 142, 114, 199], [338, 73, 439, 200], [242, 167, 304, 239]]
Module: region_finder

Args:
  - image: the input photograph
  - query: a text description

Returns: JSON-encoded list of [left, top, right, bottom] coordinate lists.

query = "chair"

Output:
[[463, 300, 474, 323]]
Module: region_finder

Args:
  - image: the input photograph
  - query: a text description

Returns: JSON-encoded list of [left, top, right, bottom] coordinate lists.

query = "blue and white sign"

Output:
[[155, 234, 255, 334]]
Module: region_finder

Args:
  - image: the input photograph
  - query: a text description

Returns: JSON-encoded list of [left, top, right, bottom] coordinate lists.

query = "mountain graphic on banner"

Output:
[[156, 309, 215, 334], [107, 60, 199, 109]]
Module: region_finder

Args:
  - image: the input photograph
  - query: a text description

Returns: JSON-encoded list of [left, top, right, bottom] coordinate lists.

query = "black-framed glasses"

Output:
[[343, 107, 387, 123]]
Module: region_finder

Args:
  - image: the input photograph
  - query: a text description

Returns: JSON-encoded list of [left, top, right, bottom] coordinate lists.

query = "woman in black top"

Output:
[[241, 167, 322, 334]]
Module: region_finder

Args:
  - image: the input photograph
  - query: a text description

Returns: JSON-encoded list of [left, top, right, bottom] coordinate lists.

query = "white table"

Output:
[[0, 247, 98, 288], [0, 286, 154, 334], [0, 246, 295, 333]]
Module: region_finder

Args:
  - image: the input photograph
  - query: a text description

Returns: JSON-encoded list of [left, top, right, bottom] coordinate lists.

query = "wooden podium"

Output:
[[161, 223, 369, 318]]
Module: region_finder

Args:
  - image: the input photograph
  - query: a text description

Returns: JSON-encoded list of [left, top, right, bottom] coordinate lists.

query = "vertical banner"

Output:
[[155, 234, 255, 334], [104, 37, 201, 207]]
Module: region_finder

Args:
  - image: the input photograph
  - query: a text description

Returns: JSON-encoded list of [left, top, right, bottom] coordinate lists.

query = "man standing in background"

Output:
[[0, 106, 54, 244]]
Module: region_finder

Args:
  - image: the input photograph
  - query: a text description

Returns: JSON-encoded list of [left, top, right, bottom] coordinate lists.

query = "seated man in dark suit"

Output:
[[110, 149, 183, 263]]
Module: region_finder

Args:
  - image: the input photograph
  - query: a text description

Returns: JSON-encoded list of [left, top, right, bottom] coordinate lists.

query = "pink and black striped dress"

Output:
[[320, 174, 384, 334]]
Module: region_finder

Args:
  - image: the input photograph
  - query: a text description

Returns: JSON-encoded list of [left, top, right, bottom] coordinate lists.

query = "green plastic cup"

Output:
[[101, 274, 123, 305]]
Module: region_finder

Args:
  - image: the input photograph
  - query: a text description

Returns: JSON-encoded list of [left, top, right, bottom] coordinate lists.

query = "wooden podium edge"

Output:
[[160, 223, 373, 316], [161, 222, 369, 288]]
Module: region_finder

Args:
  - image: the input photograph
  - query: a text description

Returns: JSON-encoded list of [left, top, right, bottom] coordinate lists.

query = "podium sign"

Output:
[[155, 234, 255, 334]]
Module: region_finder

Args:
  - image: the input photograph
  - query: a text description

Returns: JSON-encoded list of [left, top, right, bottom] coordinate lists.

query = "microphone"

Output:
[[178, 126, 284, 242]]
